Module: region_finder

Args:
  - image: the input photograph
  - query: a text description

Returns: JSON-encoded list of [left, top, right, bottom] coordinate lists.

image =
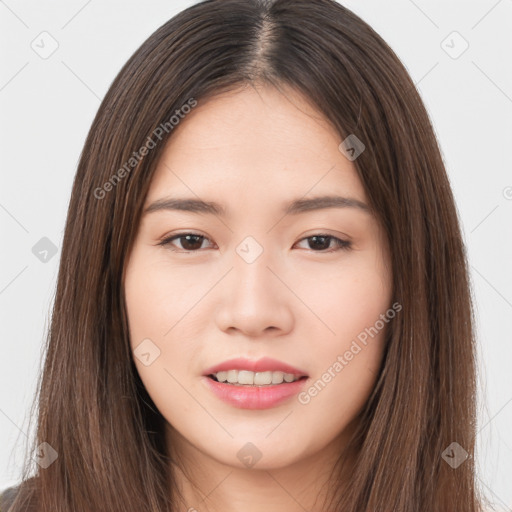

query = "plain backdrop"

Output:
[[1, 0, 511, 509]]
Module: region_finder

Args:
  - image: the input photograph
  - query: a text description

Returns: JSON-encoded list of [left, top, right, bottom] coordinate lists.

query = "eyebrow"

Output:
[[143, 194, 371, 217]]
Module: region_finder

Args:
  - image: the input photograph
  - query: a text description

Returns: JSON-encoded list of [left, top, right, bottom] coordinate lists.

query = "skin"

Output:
[[123, 83, 393, 511]]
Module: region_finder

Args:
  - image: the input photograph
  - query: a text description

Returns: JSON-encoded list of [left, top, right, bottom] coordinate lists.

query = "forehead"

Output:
[[145, 84, 367, 211]]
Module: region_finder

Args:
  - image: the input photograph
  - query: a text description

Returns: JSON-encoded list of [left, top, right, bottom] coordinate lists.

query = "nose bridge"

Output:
[[214, 233, 294, 335], [232, 233, 278, 302]]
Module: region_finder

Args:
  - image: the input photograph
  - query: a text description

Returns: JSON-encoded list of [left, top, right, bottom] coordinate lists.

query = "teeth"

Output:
[[212, 370, 302, 385], [272, 371, 284, 384]]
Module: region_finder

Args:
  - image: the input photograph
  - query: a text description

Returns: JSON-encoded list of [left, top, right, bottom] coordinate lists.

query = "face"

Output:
[[123, 84, 393, 471]]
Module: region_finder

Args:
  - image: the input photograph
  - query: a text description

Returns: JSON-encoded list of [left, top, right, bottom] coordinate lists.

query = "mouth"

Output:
[[207, 370, 308, 386], [202, 356, 309, 384], [201, 357, 309, 409]]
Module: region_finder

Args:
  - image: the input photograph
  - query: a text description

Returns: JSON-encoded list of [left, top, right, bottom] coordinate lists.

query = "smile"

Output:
[[209, 370, 304, 385]]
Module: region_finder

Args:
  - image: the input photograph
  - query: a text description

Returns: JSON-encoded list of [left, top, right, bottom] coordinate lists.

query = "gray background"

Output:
[[1, 0, 511, 509]]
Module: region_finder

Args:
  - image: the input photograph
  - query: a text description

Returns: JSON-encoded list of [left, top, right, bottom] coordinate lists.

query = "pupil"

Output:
[[180, 235, 333, 251], [309, 236, 330, 250], [182, 235, 202, 250]]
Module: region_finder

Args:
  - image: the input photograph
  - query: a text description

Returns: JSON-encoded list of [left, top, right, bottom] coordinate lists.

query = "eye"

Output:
[[158, 232, 351, 253], [157, 232, 214, 252], [294, 234, 352, 252]]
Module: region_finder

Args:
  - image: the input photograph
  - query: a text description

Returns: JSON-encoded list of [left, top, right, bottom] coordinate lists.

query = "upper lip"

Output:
[[203, 357, 308, 377]]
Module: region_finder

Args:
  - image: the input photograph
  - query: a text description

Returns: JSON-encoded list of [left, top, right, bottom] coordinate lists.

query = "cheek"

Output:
[[293, 250, 392, 429], [124, 253, 198, 417], [296, 306, 389, 446], [124, 274, 166, 348], [124, 251, 194, 347], [294, 252, 392, 344], [123, 247, 208, 381]]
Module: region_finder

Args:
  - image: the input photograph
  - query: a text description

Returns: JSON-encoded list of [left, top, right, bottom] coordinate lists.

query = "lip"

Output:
[[202, 357, 308, 377], [202, 375, 309, 410], [201, 357, 309, 410]]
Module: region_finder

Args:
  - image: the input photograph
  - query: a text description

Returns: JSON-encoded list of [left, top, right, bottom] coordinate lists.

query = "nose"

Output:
[[214, 244, 294, 338]]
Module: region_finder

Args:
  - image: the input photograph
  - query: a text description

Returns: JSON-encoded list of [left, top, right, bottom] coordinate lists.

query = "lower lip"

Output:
[[202, 376, 309, 410]]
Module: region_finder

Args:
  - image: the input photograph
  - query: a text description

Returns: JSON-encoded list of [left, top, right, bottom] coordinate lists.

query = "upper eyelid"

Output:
[[160, 231, 348, 242]]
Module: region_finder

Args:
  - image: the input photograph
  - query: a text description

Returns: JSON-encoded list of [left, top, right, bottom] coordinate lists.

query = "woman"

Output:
[[2, 0, 484, 510]]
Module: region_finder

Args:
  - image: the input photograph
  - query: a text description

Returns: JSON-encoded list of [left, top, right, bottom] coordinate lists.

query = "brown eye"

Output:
[[296, 234, 352, 252], [158, 233, 213, 252], [157, 232, 351, 253]]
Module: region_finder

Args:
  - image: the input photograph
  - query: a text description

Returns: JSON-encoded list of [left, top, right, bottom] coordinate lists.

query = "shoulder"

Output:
[[0, 483, 21, 510], [1, 477, 41, 511]]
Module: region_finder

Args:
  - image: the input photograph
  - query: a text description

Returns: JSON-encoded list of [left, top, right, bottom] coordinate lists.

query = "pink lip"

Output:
[[201, 357, 309, 410], [202, 377, 308, 409], [202, 357, 308, 377]]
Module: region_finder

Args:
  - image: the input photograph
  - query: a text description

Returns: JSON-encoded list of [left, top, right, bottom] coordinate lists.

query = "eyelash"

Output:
[[157, 232, 352, 253]]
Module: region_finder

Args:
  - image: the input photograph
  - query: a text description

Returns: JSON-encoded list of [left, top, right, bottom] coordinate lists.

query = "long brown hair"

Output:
[[8, 0, 481, 510]]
